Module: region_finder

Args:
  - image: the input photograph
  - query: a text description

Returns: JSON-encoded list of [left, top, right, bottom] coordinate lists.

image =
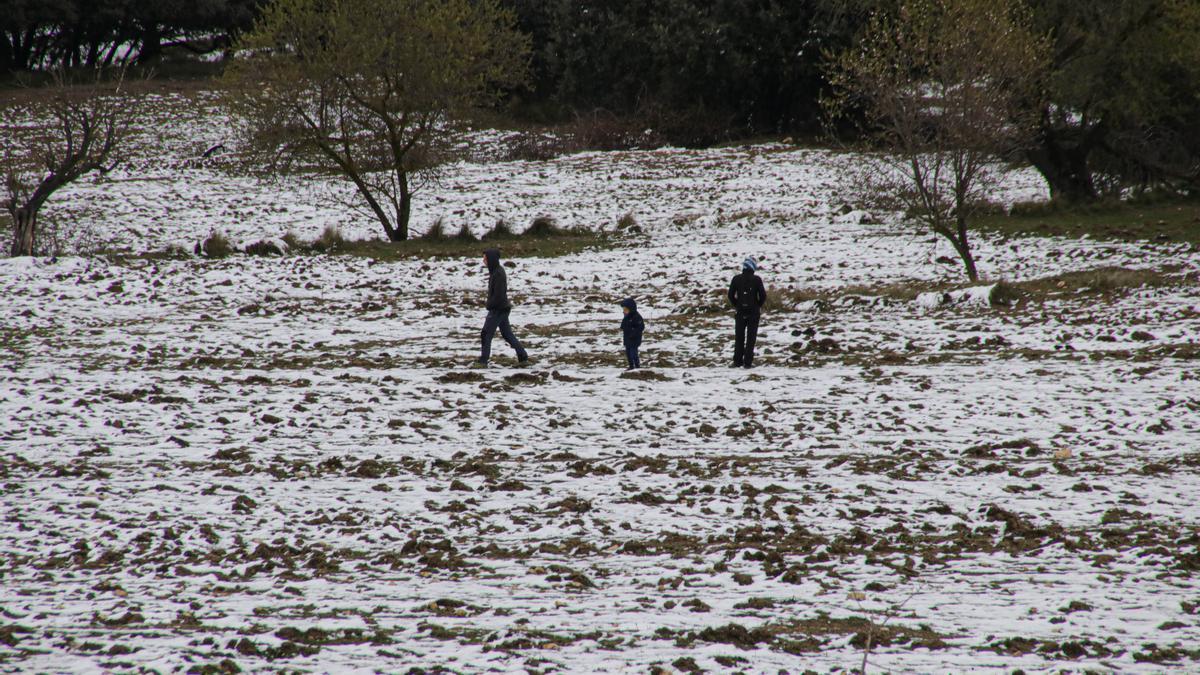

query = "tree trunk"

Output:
[[138, 25, 163, 65], [1028, 144, 1096, 203], [394, 172, 412, 242], [0, 34, 13, 73], [948, 217, 979, 282], [10, 208, 36, 257], [955, 242, 979, 282], [1026, 117, 1104, 203]]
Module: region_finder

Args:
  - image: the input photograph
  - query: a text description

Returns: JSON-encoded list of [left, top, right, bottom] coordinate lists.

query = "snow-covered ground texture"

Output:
[[2, 91, 1200, 673]]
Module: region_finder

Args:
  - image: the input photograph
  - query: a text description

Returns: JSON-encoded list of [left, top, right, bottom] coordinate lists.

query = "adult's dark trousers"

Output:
[[480, 309, 527, 364], [624, 343, 640, 369], [734, 312, 760, 367]]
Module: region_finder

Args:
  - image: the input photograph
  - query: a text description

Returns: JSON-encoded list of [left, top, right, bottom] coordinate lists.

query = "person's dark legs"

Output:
[[743, 313, 760, 368], [632, 345, 640, 369], [734, 314, 747, 366], [479, 311, 500, 364], [625, 343, 639, 369], [497, 310, 528, 362]]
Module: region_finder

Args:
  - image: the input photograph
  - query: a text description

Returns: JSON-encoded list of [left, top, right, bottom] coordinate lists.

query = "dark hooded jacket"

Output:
[[484, 248, 511, 312], [728, 268, 766, 315], [620, 298, 644, 346]]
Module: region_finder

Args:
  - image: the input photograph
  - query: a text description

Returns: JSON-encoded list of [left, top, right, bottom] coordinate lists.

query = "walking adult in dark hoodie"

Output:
[[478, 248, 528, 366], [727, 256, 766, 368], [619, 298, 644, 369]]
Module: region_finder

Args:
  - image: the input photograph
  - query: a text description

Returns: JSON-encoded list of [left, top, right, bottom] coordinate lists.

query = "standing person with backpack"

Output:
[[727, 256, 767, 368], [477, 248, 529, 367]]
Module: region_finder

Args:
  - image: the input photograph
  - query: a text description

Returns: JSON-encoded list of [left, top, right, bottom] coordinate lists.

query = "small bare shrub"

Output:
[[524, 216, 564, 237], [196, 230, 234, 258], [314, 224, 344, 251], [483, 219, 515, 240], [36, 217, 119, 257], [421, 217, 448, 240], [455, 223, 477, 241], [281, 231, 305, 251], [616, 212, 641, 234]]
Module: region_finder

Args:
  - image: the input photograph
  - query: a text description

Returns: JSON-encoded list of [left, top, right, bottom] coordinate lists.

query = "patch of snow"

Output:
[[0, 89, 1197, 673]]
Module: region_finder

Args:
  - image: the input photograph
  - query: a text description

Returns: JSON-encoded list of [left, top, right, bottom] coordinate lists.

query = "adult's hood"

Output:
[[483, 248, 501, 271], [619, 298, 637, 311]]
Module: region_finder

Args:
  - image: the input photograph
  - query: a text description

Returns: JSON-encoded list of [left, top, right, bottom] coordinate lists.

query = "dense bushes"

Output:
[[507, 0, 884, 143], [6, 0, 1194, 201], [0, 0, 262, 71]]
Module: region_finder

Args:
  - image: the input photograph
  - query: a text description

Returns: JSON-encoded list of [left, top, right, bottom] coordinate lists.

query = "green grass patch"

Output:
[[323, 229, 613, 261], [1003, 265, 1195, 299], [977, 199, 1200, 246], [128, 223, 615, 262]]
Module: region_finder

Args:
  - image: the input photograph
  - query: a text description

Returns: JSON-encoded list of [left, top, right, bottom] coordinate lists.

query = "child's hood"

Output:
[[619, 298, 637, 311], [483, 248, 501, 271]]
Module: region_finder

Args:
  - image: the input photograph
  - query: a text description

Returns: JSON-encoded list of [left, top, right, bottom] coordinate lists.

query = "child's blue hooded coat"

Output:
[[619, 298, 644, 346]]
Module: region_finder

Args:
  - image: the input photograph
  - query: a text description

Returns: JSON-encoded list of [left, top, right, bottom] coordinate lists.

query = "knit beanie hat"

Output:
[[743, 256, 758, 272]]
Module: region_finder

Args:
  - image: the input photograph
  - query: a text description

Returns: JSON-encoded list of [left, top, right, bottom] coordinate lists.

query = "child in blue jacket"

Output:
[[619, 298, 644, 369]]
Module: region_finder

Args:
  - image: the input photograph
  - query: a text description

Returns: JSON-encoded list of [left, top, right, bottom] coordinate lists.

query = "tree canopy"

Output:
[[508, 0, 886, 143], [1026, 0, 1200, 201], [5, 0, 1199, 204]]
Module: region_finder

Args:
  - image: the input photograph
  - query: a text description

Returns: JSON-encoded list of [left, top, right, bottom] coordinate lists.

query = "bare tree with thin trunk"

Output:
[[3, 71, 131, 257], [825, 0, 1049, 282], [223, 0, 529, 242]]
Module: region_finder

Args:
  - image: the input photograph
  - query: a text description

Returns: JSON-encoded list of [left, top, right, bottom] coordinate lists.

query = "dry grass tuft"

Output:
[[196, 230, 233, 258], [524, 216, 565, 238], [421, 218, 448, 240], [314, 224, 344, 251], [1009, 266, 1189, 298], [244, 239, 285, 257], [281, 232, 304, 251], [454, 223, 477, 241], [763, 287, 824, 313], [483, 219, 516, 241]]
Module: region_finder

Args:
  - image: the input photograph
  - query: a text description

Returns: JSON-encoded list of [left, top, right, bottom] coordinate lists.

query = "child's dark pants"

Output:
[[624, 343, 640, 369]]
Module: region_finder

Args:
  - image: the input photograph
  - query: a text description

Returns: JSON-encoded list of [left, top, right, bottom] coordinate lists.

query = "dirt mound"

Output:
[[619, 369, 672, 381]]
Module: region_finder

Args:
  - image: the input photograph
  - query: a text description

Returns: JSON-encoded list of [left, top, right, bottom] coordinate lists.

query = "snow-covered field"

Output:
[[2, 92, 1199, 673]]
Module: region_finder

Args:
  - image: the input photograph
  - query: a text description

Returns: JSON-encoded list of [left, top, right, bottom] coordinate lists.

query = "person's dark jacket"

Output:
[[484, 248, 511, 312], [728, 268, 767, 315], [620, 298, 644, 346]]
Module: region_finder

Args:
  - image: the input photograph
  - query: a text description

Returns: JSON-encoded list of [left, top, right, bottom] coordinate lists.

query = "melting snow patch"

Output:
[[0, 256, 51, 276], [834, 209, 878, 225], [917, 284, 1001, 309]]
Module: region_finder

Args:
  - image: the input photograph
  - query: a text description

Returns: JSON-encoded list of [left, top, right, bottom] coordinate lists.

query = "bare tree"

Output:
[[826, 0, 1049, 281], [3, 71, 131, 257], [223, 0, 529, 242]]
